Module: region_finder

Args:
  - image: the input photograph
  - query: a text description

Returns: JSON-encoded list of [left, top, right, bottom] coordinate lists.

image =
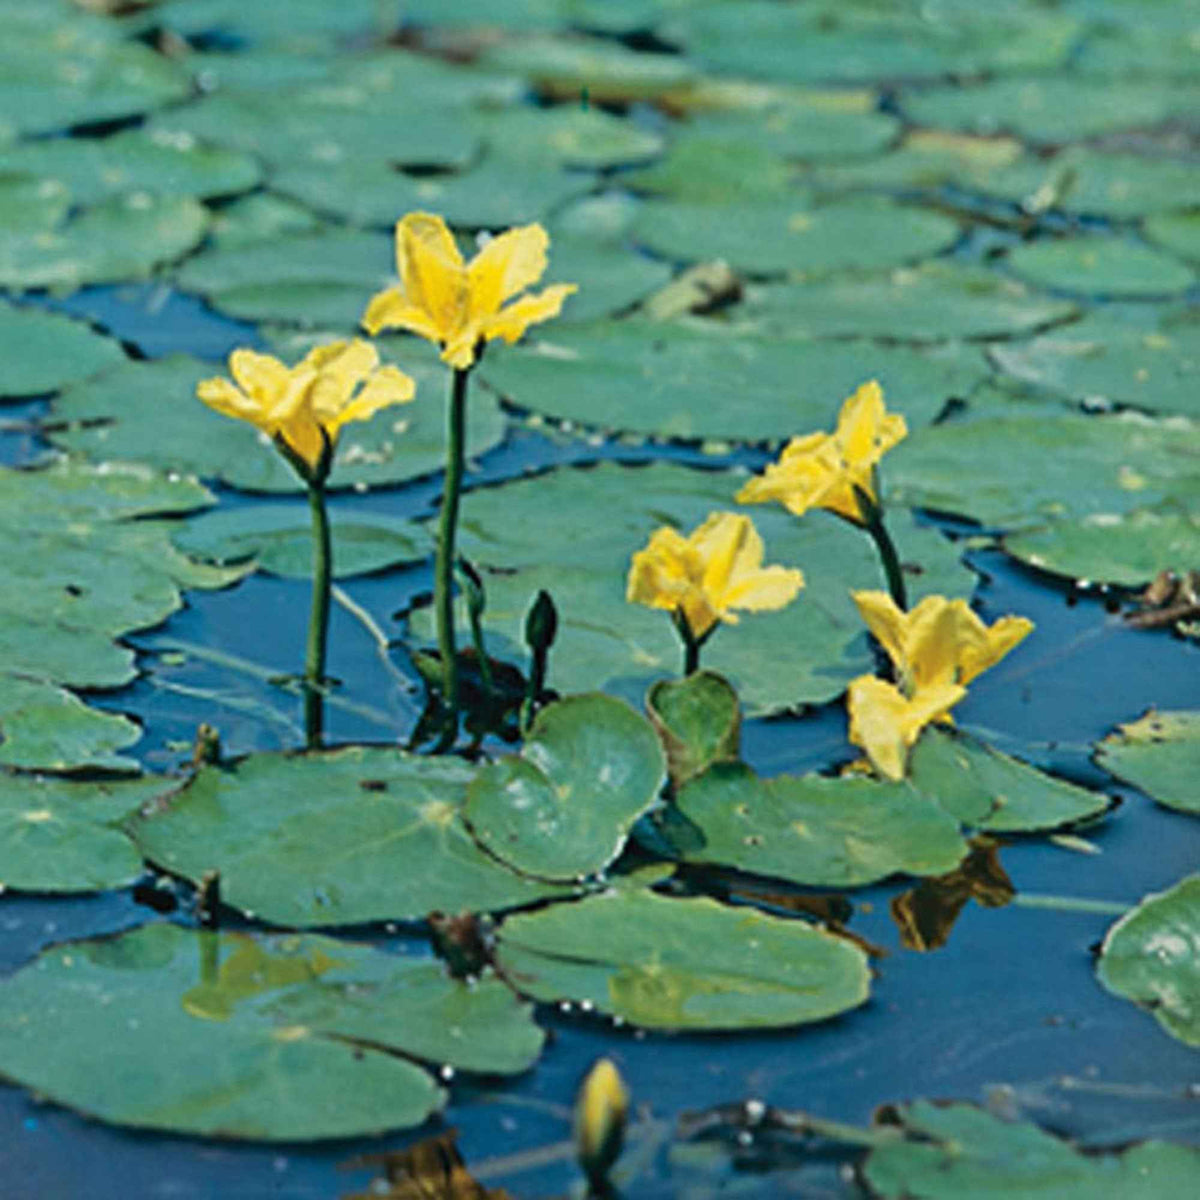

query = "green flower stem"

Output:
[[854, 484, 907, 611], [673, 610, 705, 676], [433, 367, 470, 751], [304, 479, 333, 749]]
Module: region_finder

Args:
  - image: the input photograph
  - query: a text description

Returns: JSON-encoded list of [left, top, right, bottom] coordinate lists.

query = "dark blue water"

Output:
[[3, 280, 1199, 1198]]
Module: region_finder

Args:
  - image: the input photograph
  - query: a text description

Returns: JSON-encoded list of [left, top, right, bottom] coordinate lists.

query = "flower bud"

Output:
[[524, 589, 558, 655], [574, 1057, 628, 1189]]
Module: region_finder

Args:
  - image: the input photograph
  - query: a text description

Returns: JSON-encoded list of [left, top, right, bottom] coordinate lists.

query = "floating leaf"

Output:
[[207, 192, 325, 250], [886, 411, 1200, 531], [0, 301, 124, 397], [465, 695, 665, 881], [646, 671, 741, 789], [472, 105, 664, 169], [0, 128, 262, 206], [751, 263, 1077, 343], [1146, 212, 1200, 265], [632, 197, 960, 277], [495, 889, 870, 1030], [989, 310, 1200, 418], [674, 761, 968, 888], [0, 193, 209, 291], [482, 320, 985, 439], [0, 676, 141, 773], [547, 238, 673, 324], [1097, 875, 1200, 1048], [128, 748, 573, 927], [1096, 711, 1200, 815], [1005, 508, 1200, 587], [1005, 238, 1195, 299], [0, 772, 166, 891], [409, 461, 975, 716], [0, 922, 543, 1139], [864, 1101, 1200, 1197], [172, 505, 429, 580], [910, 727, 1110, 833]]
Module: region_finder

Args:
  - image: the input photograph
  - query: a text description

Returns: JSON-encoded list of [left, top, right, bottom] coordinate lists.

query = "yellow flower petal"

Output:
[[958, 614, 1035, 685], [360, 287, 445, 342], [467, 223, 550, 320], [326, 364, 416, 437], [395, 212, 467, 338], [196, 376, 259, 423], [229, 348, 290, 402], [479, 283, 579, 347], [847, 674, 966, 781]]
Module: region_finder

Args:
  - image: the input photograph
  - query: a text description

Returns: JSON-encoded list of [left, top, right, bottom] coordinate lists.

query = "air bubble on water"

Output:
[[439, 1065, 455, 1081], [559, 1001, 574, 1013], [744, 1098, 766, 1124], [736, 1130, 753, 1147]]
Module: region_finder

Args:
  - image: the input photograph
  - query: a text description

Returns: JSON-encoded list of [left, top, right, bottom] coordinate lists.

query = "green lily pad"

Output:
[[128, 748, 574, 927], [0, 128, 262, 206], [545, 237, 673, 323], [482, 319, 986, 439], [0, 176, 71, 234], [0, 301, 125, 397], [910, 727, 1110, 833], [472, 105, 664, 169], [465, 695, 665, 881], [0, 193, 209, 292], [624, 132, 794, 205], [143, 0, 410, 45], [272, 153, 590, 233], [0, 676, 142, 773], [49, 351, 508, 495], [632, 197, 960, 277], [886, 411, 1200, 531], [1005, 238, 1195, 299], [410, 461, 975, 716], [751, 263, 1078, 343], [1095, 711, 1200, 815], [900, 77, 1190, 144], [0, 772, 168, 890], [1005, 508, 1200, 587], [989, 311, 1200, 418], [1097, 875, 1200, 1048], [864, 1100, 1200, 1198], [207, 193, 325, 251], [0, 24, 191, 137], [646, 671, 741, 789], [1146, 212, 1200, 264], [674, 761, 968, 887], [983, 148, 1200, 220], [0, 922, 542, 1139], [172, 505, 429, 580], [495, 888, 871, 1030]]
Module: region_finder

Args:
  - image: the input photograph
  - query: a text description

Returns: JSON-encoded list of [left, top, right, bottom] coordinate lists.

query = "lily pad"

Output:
[[674, 761, 968, 887], [1095, 711, 1200, 815], [886, 410, 1200, 531], [127, 748, 574, 927], [495, 888, 871, 1030], [0, 128, 262, 206], [465, 695, 665, 881], [49, 351, 508, 494], [989, 311, 1200, 418], [1097, 875, 1200, 1048], [1005, 238, 1195, 299], [1146, 212, 1200, 265], [472, 105, 664, 169], [910, 727, 1110, 833], [751, 263, 1077, 343], [171, 505, 429, 580], [864, 1100, 1200, 1197], [207, 193, 325, 250], [546, 237, 673, 323], [0, 301, 125, 397], [410, 461, 975, 716], [0, 922, 542, 1139], [899, 77, 1190, 144], [0, 193, 209, 292], [1005, 508, 1200, 587], [0, 676, 142, 773], [632, 197, 960, 277], [482, 319, 986, 439], [646, 671, 741, 789], [0, 772, 167, 890], [0, 176, 71, 234]]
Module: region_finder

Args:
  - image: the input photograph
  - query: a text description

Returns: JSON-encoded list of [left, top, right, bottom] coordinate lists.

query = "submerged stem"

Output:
[[304, 480, 332, 749], [433, 367, 470, 751]]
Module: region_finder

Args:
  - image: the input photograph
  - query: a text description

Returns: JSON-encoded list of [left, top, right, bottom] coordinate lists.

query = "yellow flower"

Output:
[[846, 590, 1034, 780], [847, 674, 967, 782], [736, 380, 906, 524], [197, 340, 415, 481], [852, 590, 1034, 693], [361, 212, 577, 370], [574, 1058, 629, 1188], [627, 511, 804, 641]]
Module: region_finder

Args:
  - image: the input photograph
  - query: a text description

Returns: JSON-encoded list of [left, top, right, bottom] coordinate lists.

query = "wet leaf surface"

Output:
[[1096, 711, 1200, 815], [0, 302, 125, 398], [646, 670, 741, 789]]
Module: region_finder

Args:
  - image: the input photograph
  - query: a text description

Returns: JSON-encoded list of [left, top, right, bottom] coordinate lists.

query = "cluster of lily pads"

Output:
[[0, 0, 1198, 1192]]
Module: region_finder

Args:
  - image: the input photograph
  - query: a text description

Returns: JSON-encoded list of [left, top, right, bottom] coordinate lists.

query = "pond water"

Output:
[[1, 2, 1198, 1198]]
